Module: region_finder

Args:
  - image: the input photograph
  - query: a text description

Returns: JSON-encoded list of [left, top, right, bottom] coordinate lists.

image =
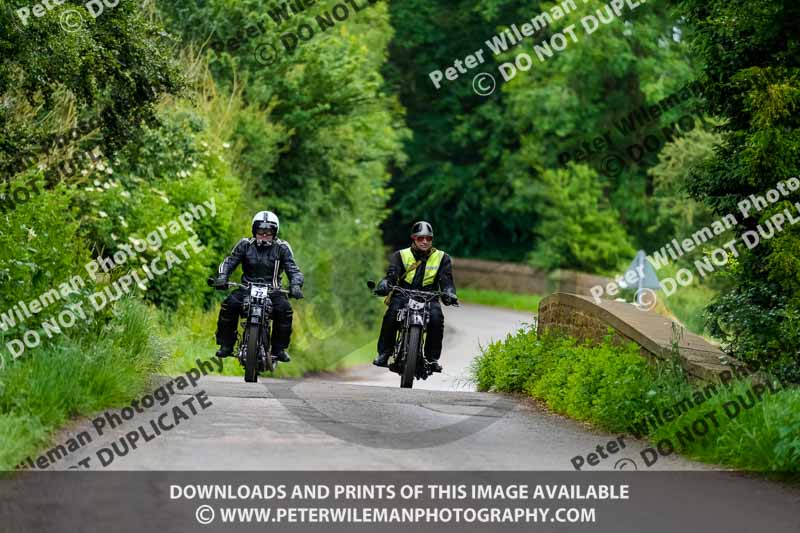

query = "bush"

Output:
[[471, 325, 799, 473]]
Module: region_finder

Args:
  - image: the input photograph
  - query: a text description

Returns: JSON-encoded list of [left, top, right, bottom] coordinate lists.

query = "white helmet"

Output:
[[252, 211, 279, 246]]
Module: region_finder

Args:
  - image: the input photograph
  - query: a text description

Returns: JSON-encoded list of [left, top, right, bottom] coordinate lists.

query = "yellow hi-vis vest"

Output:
[[399, 247, 444, 287]]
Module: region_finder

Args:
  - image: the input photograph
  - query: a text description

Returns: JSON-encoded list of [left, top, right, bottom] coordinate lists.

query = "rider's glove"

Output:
[[441, 291, 458, 306], [289, 284, 304, 299], [213, 276, 229, 290], [374, 278, 393, 296]]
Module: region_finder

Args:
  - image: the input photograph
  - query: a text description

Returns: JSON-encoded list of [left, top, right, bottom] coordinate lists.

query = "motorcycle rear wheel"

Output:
[[401, 325, 422, 389]]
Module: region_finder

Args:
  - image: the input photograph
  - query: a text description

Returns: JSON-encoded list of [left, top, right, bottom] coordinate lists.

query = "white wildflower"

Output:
[[98, 211, 108, 218]]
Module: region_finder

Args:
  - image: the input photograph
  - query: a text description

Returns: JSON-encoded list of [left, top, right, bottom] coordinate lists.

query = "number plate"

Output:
[[250, 286, 268, 298], [409, 299, 425, 310]]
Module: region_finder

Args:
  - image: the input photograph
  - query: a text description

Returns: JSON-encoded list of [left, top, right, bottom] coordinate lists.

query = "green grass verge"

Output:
[[458, 288, 542, 313], [471, 325, 800, 476], [0, 299, 166, 471]]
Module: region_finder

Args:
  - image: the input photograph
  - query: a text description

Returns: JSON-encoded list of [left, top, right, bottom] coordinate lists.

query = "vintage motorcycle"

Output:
[[207, 277, 288, 382], [367, 281, 457, 388]]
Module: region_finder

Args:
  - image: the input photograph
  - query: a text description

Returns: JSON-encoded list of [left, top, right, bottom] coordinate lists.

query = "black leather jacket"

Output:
[[218, 238, 304, 288], [381, 246, 455, 293]]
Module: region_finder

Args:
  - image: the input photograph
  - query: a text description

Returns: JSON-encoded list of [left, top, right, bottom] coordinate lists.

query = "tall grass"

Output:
[[0, 299, 165, 470]]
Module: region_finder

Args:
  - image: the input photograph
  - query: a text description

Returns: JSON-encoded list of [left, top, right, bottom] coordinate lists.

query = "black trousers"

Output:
[[215, 288, 293, 352], [377, 295, 444, 360]]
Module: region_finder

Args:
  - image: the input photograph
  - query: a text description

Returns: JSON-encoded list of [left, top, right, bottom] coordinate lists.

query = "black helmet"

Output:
[[252, 211, 279, 246], [411, 221, 433, 238]]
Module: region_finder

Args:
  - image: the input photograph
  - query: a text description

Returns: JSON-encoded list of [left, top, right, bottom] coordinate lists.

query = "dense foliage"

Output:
[[384, 0, 704, 268], [674, 0, 800, 381]]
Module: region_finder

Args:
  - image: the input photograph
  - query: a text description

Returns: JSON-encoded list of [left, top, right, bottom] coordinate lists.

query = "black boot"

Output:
[[428, 358, 443, 373], [274, 350, 291, 363], [373, 352, 390, 367], [216, 344, 234, 358]]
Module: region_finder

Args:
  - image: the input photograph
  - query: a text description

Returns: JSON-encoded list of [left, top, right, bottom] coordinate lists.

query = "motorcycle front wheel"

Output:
[[401, 325, 422, 389], [263, 321, 274, 373], [244, 323, 260, 383]]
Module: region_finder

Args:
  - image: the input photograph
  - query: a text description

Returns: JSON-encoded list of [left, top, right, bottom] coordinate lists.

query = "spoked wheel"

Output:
[[401, 326, 422, 389], [244, 323, 260, 383]]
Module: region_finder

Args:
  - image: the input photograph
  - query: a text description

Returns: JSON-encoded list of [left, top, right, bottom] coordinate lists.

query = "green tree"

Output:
[[0, 0, 183, 181], [674, 0, 800, 381], [648, 121, 723, 239], [382, 0, 534, 260], [494, 0, 697, 250], [530, 165, 634, 273], [384, 0, 699, 267]]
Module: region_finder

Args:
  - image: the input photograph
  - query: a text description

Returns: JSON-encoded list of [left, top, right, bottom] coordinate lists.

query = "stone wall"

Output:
[[453, 257, 611, 297], [537, 293, 745, 383]]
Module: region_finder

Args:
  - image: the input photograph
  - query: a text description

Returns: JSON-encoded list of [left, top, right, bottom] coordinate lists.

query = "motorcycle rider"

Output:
[[213, 211, 304, 361], [372, 221, 458, 372]]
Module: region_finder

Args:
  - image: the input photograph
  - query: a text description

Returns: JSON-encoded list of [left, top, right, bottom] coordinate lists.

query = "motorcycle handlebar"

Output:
[[372, 284, 459, 306], [207, 277, 288, 294]]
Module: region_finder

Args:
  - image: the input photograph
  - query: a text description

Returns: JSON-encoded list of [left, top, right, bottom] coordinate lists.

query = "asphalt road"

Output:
[[49, 303, 716, 471], [311, 302, 536, 391]]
